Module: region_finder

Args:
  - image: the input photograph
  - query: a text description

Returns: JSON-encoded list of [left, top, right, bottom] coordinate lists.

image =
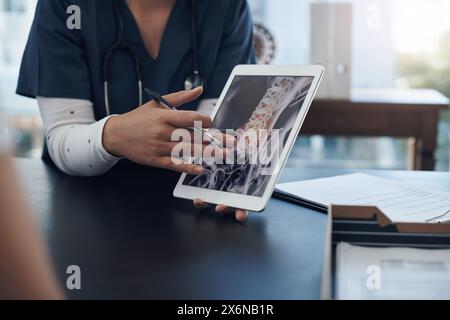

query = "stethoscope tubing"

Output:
[[103, 0, 202, 116]]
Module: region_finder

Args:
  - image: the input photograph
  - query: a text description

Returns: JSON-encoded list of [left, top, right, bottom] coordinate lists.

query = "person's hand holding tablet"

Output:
[[102, 86, 248, 221], [103, 87, 227, 175]]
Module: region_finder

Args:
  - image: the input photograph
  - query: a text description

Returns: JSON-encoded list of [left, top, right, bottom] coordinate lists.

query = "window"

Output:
[[249, 0, 450, 171], [0, 0, 28, 12]]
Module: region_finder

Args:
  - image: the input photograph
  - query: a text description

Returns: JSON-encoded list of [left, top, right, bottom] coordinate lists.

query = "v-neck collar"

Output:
[[121, 0, 181, 63]]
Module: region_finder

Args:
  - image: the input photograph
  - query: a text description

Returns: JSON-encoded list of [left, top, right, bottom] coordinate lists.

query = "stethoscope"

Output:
[[103, 0, 205, 116]]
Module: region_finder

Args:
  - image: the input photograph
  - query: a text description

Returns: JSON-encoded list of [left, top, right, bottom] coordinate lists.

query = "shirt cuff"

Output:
[[95, 115, 122, 162]]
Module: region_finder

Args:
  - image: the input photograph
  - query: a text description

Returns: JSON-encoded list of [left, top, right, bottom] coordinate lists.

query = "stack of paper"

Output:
[[275, 173, 450, 223], [336, 242, 450, 299]]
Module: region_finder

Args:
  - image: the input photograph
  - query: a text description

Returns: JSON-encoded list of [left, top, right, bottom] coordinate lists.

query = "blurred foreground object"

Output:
[[0, 118, 62, 300]]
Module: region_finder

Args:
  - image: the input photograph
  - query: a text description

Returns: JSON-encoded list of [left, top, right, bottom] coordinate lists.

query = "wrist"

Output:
[[102, 115, 124, 158]]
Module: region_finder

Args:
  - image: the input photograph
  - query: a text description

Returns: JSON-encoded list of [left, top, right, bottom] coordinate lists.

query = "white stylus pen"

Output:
[[144, 88, 223, 148]]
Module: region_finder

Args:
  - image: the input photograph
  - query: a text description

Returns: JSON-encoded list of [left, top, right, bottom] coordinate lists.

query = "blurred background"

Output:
[[1, 0, 449, 170]]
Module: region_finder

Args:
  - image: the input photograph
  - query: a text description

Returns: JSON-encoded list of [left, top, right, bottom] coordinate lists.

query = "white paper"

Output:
[[275, 173, 450, 223], [336, 242, 450, 299]]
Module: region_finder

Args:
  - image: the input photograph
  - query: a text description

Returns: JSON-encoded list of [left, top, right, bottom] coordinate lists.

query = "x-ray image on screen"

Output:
[[182, 75, 313, 197]]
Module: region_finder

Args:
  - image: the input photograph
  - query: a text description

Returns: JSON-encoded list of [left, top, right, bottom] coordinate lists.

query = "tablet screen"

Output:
[[182, 75, 313, 197]]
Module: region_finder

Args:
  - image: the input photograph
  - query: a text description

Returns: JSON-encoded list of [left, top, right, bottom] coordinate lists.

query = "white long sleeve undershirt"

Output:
[[37, 97, 120, 176], [37, 97, 217, 177]]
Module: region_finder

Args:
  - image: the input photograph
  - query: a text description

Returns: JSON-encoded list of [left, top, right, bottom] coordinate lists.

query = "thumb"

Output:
[[163, 86, 203, 108]]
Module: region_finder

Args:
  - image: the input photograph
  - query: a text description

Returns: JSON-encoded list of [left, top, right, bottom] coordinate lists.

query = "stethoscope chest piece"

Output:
[[184, 71, 205, 91]]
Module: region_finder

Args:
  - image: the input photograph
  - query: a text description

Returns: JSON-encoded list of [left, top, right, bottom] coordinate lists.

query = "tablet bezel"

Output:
[[173, 64, 325, 212]]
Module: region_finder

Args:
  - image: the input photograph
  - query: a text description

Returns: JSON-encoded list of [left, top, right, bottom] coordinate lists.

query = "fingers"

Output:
[[167, 142, 229, 161], [166, 110, 212, 128], [215, 204, 249, 222], [163, 86, 203, 108], [235, 209, 249, 222], [155, 157, 204, 175], [171, 128, 236, 148], [193, 198, 205, 208], [193, 201, 249, 223], [207, 131, 236, 148], [215, 204, 232, 214]]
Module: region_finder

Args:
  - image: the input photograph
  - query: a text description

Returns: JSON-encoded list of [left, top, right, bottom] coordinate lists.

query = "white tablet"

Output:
[[173, 65, 325, 212]]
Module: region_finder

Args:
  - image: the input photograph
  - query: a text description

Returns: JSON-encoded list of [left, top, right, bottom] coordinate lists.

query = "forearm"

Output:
[[38, 97, 120, 176]]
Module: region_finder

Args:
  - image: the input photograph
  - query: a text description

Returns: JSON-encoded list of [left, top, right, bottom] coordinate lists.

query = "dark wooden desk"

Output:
[[15, 158, 450, 299], [302, 89, 449, 170]]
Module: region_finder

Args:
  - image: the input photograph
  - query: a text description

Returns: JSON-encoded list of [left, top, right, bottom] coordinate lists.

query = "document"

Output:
[[336, 242, 450, 299], [275, 173, 450, 223]]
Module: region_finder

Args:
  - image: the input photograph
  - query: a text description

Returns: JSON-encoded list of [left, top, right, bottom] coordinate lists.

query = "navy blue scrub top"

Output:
[[16, 0, 255, 118]]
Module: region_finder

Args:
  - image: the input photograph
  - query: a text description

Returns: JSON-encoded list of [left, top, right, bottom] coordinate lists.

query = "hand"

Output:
[[193, 199, 249, 222], [103, 87, 228, 174]]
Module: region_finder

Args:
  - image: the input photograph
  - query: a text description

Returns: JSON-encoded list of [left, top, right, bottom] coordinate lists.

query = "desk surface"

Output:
[[15, 158, 450, 299]]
